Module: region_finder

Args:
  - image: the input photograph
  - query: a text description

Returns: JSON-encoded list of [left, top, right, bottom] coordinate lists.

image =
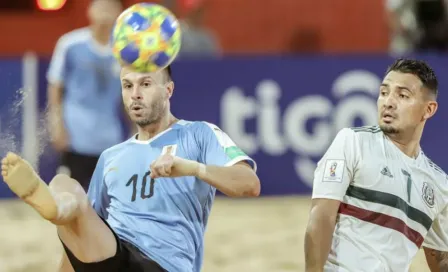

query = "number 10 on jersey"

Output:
[[126, 171, 156, 201]]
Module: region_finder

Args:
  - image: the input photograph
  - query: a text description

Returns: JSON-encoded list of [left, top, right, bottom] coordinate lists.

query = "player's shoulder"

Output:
[[330, 126, 382, 149], [421, 154, 448, 184], [333, 125, 379, 138], [99, 137, 135, 160], [347, 125, 383, 141], [174, 120, 233, 147], [55, 27, 91, 50], [349, 125, 382, 135], [174, 119, 221, 134]]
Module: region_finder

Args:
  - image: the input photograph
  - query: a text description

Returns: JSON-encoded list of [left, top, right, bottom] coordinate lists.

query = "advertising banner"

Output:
[[1, 55, 447, 197]]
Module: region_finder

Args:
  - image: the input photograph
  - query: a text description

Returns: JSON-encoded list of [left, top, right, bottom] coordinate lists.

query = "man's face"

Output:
[[377, 71, 429, 134], [88, 0, 122, 31], [120, 67, 172, 127]]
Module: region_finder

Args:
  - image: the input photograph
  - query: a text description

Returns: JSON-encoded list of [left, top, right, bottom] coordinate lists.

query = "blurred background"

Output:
[[0, 0, 447, 271]]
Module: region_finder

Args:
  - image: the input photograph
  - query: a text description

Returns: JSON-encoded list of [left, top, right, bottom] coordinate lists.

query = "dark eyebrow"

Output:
[[380, 83, 413, 93], [398, 86, 412, 93], [121, 76, 153, 84], [140, 76, 153, 81]]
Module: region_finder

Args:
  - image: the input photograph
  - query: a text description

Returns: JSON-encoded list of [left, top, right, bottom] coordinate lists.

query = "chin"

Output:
[[379, 123, 400, 134], [135, 117, 158, 127], [135, 120, 151, 127]]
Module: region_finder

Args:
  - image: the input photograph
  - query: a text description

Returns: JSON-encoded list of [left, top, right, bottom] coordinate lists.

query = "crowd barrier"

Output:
[[0, 54, 447, 198]]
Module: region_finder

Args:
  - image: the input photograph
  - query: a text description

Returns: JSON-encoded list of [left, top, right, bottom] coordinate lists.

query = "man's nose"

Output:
[[131, 87, 143, 100], [384, 93, 397, 109]]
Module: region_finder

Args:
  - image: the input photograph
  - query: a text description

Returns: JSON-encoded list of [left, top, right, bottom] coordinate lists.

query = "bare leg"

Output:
[[50, 174, 117, 263], [58, 251, 75, 272], [1, 152, 116, 263]]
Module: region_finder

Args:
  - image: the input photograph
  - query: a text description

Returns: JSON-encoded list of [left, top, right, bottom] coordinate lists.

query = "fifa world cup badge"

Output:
[[329, 162, 337, 177], [322, 159, 345, 183]]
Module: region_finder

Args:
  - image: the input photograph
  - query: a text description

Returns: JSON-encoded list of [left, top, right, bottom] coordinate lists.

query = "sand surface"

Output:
[[0, 197, 430, 272]]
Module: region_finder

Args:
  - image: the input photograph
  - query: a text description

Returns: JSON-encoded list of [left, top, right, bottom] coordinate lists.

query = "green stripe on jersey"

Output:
[[225, 146, 246, 160], [346, 185, 432, 230]]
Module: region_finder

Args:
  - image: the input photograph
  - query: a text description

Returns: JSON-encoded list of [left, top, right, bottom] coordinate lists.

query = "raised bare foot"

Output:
[[1, 152, 58, 220]]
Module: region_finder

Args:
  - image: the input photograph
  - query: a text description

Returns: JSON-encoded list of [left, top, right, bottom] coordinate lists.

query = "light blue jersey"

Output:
[[47, 27, 124, 156], [87, 120, 256, 272]]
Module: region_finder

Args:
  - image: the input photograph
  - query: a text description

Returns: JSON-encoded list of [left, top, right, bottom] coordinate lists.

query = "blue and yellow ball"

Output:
[[111, 3, 181, 72]]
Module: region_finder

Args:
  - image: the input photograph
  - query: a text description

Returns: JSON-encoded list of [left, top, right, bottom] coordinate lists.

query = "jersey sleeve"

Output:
[[47, 35, 69, 84], [86, 154, 109, 218], [312, 128, 358, 201], [423, 205, 448, 251], [197, 122, 257, 171]]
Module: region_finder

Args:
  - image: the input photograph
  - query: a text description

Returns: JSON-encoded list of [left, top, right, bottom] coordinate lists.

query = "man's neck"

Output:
[[90, 27, 110, 46], [385, 128, 422, 159], [137, 114, 178, 141]]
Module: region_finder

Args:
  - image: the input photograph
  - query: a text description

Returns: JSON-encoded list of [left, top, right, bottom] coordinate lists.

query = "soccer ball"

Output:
[[111, 3, 182, 73]]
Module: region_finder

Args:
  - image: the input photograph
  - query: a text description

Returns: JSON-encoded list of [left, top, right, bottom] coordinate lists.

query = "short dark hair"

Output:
[[386, 58, 438, 98], [165, 65, 172, 82]]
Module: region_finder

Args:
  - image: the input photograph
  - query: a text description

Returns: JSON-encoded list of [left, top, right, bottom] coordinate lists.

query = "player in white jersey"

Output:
[[304, 58, 448, 272]]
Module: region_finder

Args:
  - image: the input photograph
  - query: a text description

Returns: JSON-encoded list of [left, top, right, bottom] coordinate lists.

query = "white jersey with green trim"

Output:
[[312, 126, 448, 272]]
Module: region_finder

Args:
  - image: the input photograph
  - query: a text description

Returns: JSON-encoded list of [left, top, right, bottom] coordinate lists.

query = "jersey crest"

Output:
[[162, 144, 178, 156], [422, 182, 435, 208]]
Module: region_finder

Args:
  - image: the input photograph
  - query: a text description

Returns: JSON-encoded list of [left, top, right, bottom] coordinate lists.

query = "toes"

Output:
[[1, 157, 9, 165], [1, 152, 22, 177], [6, 152, 19, 164], [1, 160, 8, 177]]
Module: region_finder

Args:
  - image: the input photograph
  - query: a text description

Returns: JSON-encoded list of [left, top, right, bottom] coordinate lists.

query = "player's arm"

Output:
[[196, 160, 260, 197], [422, 205, 448, 272], [151, 122, 260, 197], [47, 36, 69, 152], [195, 123, 259, 197], [423, 248, 448, 272], [47, 82, 66, 145], [151, 155, 260, 197], [47, 82, 64, 128], [304, 128, 357, 272], [305, 199, 341, 272]]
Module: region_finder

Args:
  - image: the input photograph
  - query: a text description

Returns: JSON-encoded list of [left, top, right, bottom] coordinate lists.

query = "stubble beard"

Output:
[[379, 123, 400, 135], [134, 101, 165, 127]]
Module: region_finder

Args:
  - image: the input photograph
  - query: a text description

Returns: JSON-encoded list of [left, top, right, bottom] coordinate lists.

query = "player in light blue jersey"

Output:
[[1, 64, 261, 272], [47, 0, 125, 191]]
